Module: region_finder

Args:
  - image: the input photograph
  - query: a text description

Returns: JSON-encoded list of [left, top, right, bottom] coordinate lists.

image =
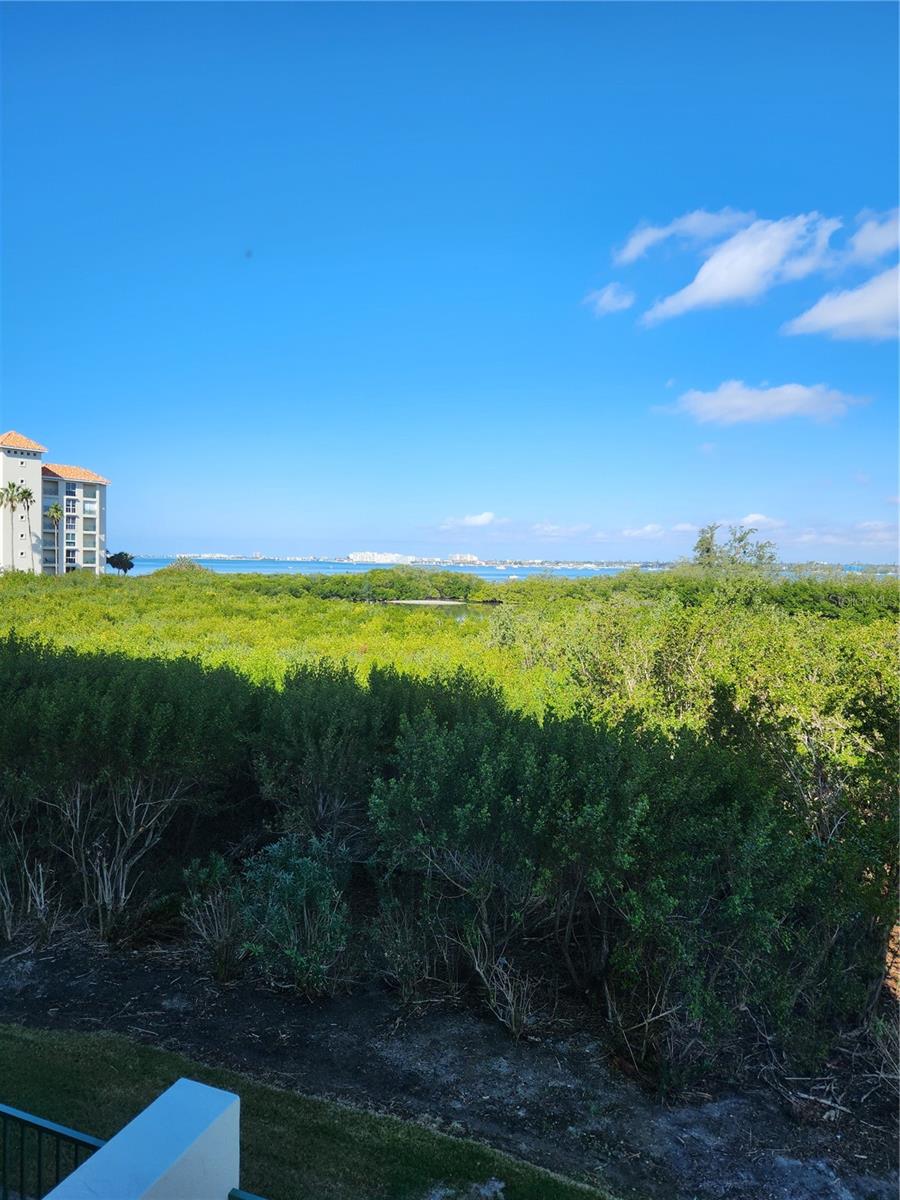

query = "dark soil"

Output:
[[0, 934, 896, 1200]]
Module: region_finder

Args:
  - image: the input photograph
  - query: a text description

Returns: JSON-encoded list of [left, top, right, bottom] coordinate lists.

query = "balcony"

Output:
[[1, 1081, 266, 1199], [0, 1102, 103, 1198]]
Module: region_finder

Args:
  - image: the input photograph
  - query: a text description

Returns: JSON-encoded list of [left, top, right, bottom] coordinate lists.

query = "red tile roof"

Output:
[[43, 463, 110, 485], [0, 430, 48, 452]]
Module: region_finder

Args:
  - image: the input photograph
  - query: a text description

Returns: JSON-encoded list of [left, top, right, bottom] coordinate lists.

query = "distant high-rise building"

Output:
[[0, 431, 109, 574]]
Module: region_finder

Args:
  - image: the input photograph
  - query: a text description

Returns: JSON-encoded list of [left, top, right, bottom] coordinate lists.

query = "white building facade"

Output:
[[0, 431, 109, 574]]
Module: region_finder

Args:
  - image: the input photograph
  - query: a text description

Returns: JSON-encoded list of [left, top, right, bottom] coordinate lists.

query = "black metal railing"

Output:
[[0, 1103, 105, 1200]]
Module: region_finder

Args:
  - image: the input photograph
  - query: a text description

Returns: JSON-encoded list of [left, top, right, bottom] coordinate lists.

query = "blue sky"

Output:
[[2, 2, 897, 562]]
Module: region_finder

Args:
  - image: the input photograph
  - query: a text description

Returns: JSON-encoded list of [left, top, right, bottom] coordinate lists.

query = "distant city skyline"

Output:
[[2, 3, 897, 562]]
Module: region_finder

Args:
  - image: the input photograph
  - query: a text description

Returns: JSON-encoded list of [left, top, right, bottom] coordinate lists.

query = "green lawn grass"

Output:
[[0, 1024, 610, 1200]]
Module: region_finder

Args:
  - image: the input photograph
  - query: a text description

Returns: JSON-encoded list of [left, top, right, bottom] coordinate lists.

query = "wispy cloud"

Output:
[[440, 511, 506, 530], [670, 379, 862, 425], [854, 520, 898, 545], [532, 521, 591, 538], [672, 522, 698, 533], [736, 512, 786, 530], [790, 520, 898, 548], [607, 206, 898, 332], [643, 214, 840, 325], [783, 264, 899, 341], [846, 209, 899, 265], [621, 523, 665, 539], [615, 208, 754, 265], [583, 283, 635, 316], [792, 530, 846, 547]]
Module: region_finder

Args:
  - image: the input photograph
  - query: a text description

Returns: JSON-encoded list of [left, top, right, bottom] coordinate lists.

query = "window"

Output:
[[83, 535, 96, 549], [65, 532, 76, 546], [83, 517, 96, 532], [43, 481, 59, 495], [65, 482, 76, 496], [65, 498, 76, 514], [83, 551, 96, 565], [83, 485, 97, 499], [65, 515, 76, 530], [83, 500, 97, 516], [65, 549, 77, 563]]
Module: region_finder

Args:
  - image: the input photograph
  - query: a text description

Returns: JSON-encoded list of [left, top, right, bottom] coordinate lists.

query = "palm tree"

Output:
[[1, 481, 25, 572], [45, 502, 63, 576]]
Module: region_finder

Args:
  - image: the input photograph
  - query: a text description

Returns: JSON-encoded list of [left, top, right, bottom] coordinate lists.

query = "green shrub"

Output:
[[371, 692, 897, 1072], [238, 836, 353, 997], [182, 853, 246, 981]]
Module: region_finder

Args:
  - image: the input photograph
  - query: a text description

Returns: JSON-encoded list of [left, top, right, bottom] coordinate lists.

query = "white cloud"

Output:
[[621, 523, 665, 539], [779, 217, 843, 282], [532, 521, 591, 538], [792, 530, 847, 546], [847, 209, 899, 265], [736, 512, 786, 530], [671, 379, 862, 425], [854, 520, 897, 545], [788, 520, 898, 549], [643, 214, 840, 325], [783, 264, 899, 341], [672, 522, 698, 533], [615, 208, 754, 265], [440, 511, 505, 530], [583, 283, 635, 316]]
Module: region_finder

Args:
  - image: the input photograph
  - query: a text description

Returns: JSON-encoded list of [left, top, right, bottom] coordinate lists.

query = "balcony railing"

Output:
[[0, 1103, 104, 1199], [2, 1081, 270, 1199]]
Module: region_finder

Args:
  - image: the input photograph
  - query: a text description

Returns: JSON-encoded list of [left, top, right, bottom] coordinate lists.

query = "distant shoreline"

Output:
[[123, 557, 641, 581], [137, 554, 669, 569], [118, 556, 897, 581]]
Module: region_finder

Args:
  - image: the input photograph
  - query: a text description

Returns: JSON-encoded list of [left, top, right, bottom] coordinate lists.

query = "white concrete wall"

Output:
[[46, 1078, 240, 1200], [0, 446, 44, 572]]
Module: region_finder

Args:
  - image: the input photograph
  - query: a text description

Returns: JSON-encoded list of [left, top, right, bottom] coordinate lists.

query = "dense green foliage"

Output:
[[0, 567, 896, 1080]]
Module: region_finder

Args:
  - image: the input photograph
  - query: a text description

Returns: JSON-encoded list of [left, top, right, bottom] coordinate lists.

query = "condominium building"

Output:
[[0, 431, 109, 574]]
